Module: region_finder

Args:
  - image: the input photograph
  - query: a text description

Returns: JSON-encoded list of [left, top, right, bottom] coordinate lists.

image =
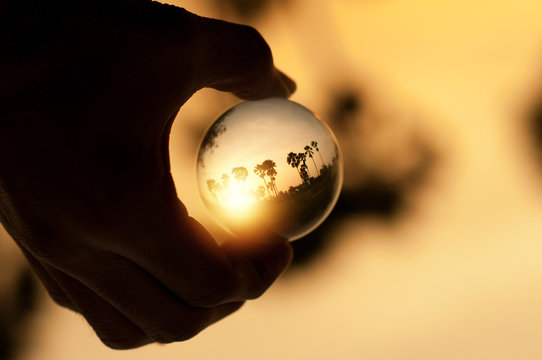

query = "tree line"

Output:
[[286, 140, 325, 184], [206, 140, 328, 202]]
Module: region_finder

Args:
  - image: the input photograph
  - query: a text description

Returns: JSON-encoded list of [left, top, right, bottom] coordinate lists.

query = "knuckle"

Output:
[[148, 320, 204, 344], [245, 264, 282, 300], [183, 271, 238, 307], [97, 333, 148, 350], [99, 337, 132, 350], [90, 318, 150, 349], [246, 279, 267, 300]]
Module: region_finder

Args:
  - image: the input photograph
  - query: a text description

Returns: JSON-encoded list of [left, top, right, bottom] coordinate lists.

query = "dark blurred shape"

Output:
[[327, 90, 363, 130], [290, 184, 401, 267], [0, 267, 38, 360], [337, 181, 402, 217], [530, 100, 542, 164], [291, 180, 417, 268], [289, 88, 437, 268], [210, 0, 288, 20]]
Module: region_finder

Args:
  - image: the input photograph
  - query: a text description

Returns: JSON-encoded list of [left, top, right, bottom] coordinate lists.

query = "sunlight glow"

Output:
[[220, 183, 257, 218]]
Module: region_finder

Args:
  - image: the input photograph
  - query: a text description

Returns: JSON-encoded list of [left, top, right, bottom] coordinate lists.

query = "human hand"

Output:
[[0, 0, 295, 349]]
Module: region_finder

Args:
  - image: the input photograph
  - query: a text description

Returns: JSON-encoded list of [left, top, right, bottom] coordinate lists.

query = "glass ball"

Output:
[[196, 98, 343, 241]]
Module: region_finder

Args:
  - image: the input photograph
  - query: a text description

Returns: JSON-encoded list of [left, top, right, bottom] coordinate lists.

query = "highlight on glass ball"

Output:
[[196, 98, 343, 241]]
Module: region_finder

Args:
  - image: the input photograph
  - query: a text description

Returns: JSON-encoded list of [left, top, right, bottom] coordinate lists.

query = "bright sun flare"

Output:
[[220, 183, 257, 217]]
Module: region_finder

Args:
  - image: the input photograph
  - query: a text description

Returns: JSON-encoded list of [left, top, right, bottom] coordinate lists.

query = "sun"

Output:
[[220, 183, 257, 218]]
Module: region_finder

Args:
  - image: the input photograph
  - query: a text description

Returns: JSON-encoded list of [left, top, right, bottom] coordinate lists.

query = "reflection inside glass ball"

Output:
[[196, 98, 343, 241]]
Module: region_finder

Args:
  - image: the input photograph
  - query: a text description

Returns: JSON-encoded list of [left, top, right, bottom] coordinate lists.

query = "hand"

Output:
[[0, 0, 295, 349]]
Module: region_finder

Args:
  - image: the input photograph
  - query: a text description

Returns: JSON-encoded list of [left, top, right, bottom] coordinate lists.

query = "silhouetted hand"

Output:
[[0, 0, 295, 349]]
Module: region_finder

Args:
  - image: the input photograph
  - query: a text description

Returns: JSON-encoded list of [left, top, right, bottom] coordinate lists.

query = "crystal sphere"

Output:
[[196, 98, 343, 241]]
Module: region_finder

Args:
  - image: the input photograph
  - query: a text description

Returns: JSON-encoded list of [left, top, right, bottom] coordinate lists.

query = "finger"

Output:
[[52, 249, 245, 344], [96, 173, 293, 307], [44, 265, 152, 350], [188, 13, 296, 99], [18, 246, 78, 312], [108, 2, 295, 100], [278, 70, 297, 95], [108, 190, 292, 308], [221, 230, 294, 300], [20, 241, 152, 349], [186, 217, 293, 302]]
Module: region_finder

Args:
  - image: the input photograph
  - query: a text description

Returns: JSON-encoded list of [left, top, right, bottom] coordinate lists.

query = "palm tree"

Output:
[[254, 164, 271, 197], [304, 145, 319, 176], [269, 175, 278, 196], [221, 173, 230, 190], [288, 151, 307, 183], [256, 185, 266, 200], [232, 166, 248, 187], [206, 179, 222, 200], [255, 160, 279, 197], [262, 160, 278, 196], [286, 152, 301, 177], [299, 164, 310, 184], [311, 140, 324, 167], [266, 182, 274, 197], [297, 152, 311, 178]]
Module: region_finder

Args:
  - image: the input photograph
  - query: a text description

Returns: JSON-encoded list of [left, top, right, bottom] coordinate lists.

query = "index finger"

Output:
[[185, 11, 296, 99]]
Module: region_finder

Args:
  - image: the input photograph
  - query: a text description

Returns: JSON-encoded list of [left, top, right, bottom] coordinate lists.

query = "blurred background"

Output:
[[2, 0, 542, 358]]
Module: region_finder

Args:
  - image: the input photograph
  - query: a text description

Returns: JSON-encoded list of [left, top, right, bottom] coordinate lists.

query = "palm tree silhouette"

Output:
[[311, 140, 324, 167], [297, 152, 311, 178], [266, 182, 275, 197], [256, 185, 266, 200], [299, 163, 310, 184], [206, 179, 222, 201], [221, 173, 230, 190], [304, 145, 319, 176], [269, 175, 278, 196], [262, 159, 278, 196], [287, 151, 302, 180], [254, 164, 271, 197], [254, 160, 278, 197], [232, 166, 248, 187]]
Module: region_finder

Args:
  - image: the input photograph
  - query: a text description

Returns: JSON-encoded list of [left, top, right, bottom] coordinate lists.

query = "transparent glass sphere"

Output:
[[196, 98, 343, 241]]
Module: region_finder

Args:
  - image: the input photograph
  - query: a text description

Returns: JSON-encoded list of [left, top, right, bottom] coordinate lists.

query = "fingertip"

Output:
[[223, 230, 293, 280], [278, 70, 297, 96], [229, 68, 294, 100], [192, 16, 296, 100], [246, 68, 297, 100], [223, 226, 290, 253], [253, 237, 293, 274], [244, 238, 293, 297]]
